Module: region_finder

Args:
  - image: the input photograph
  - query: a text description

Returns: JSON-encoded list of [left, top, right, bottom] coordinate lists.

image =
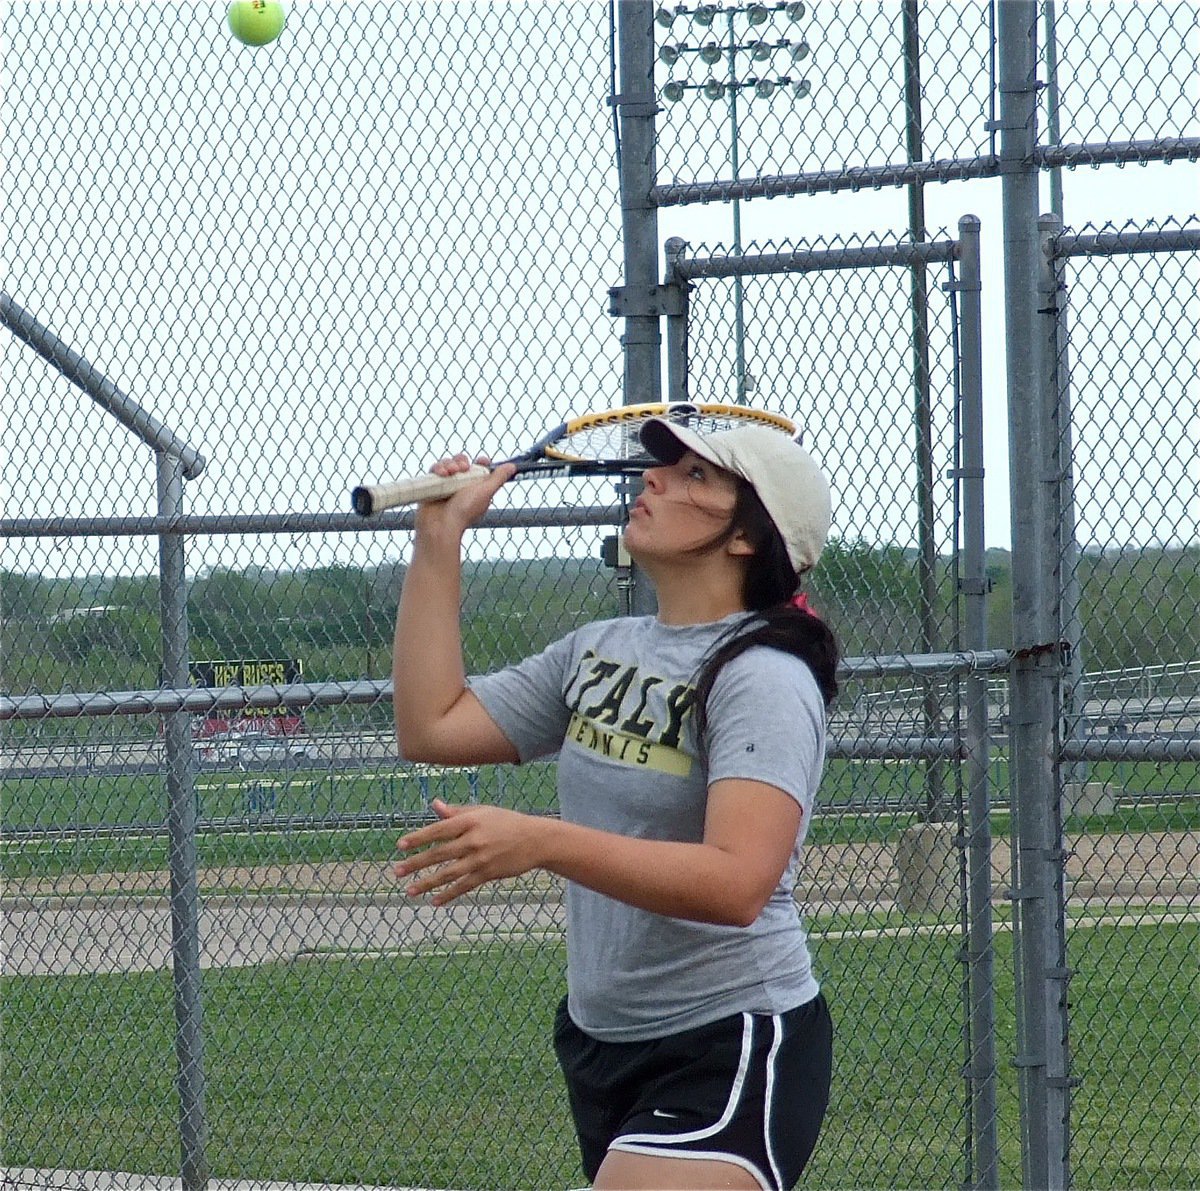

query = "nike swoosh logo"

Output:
[[652, 1109, 678, 1119]]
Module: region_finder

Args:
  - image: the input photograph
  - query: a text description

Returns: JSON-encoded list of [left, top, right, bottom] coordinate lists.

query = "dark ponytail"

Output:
[[690, 480, 839, 755]]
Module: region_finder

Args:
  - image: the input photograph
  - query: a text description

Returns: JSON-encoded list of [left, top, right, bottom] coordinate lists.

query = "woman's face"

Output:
[[622, 450, 742, 564]]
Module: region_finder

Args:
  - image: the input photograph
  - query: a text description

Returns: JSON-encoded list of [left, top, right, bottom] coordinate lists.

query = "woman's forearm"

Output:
[[397, 782, 800, 923], [539, 818, 764, 927], [396, 802, 769, 926], [392, 530, 469, 755]]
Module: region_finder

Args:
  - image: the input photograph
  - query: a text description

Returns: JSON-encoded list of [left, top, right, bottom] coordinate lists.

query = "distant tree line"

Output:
[[2, 544, 1197, 701]]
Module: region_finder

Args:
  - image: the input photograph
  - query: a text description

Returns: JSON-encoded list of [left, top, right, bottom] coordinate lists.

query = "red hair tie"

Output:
[[790, 592, 816, 615]]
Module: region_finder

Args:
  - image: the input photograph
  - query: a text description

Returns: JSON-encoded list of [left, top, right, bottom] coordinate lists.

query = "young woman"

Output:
[[391, 417, 838, 1191]]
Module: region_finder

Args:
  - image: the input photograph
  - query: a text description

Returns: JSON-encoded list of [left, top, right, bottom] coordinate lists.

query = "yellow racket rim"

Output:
[[545, 403, 797, 461]]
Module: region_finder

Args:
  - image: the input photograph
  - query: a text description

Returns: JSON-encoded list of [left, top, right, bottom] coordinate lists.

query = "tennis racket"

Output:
[[350, 402, 796, 516]]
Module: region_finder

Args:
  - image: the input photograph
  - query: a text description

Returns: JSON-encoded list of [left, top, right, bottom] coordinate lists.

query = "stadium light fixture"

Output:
[[654, 1, 818, 404]]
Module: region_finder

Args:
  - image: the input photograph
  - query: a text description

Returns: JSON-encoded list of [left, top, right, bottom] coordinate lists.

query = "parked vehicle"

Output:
[[233, 733, 310, 766]]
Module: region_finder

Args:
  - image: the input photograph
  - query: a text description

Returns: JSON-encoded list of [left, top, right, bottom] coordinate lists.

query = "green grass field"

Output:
[[4, 753, 1195, 1185], [2, 923, 1195, 1190], [6, 759, 1197, 834], [4, 759, 1197, 881]]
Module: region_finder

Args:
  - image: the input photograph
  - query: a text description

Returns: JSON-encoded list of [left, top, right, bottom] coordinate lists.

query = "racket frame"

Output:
[[351, 402, 797, 515]]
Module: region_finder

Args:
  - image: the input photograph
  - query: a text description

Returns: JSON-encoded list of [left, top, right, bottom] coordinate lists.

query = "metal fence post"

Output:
[[158, 450, 209, 1191], [664, 236, 690, 405], [1042, 1, 1065, 221], [1032, 210, 1075, 1183], [997, 4, 1072, 1187], [1039, 213, 1088, 795], [955, 215, 1000, 1191], [901, 0, 946, 824], [614, 0, 662, 617]]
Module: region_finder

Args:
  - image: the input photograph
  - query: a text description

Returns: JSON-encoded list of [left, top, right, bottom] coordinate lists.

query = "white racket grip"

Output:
[[351, 463, 492, 515]]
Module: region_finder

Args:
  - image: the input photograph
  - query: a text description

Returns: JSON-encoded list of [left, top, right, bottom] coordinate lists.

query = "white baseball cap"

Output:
[[639, 418, 832, 573]]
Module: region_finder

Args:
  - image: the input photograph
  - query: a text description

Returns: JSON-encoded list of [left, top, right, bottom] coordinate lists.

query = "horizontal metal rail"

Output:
[[840, 650, 1012, 678], [0, 651, 1015, 722], [0, 680, 387, 720], [0, 810, 438, 843], [1060, 738, 1200, 763], [1036, 136, 1200, 169], [652, 156, 1002, 205], [12, 730, 1196, 781], [674, 240, 960, 279], [1049, 227, 1200, 258], [650, 139, 1198, 208], [829, 736, 967, 761], [0, 506, 624, 539]]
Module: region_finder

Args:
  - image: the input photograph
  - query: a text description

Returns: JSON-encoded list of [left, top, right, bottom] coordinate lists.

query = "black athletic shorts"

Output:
[[553, 993, 832, 1191]]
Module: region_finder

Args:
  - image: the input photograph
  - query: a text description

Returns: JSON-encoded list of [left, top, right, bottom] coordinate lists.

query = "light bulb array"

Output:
[[661, 76, 812, 103], [657, 37, 810, 68], [655, 1, 807, 26], [655, 2, 814, 105]]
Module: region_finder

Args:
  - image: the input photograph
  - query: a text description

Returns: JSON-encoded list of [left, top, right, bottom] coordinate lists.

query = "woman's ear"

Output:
[[726, 528, 756, 559]]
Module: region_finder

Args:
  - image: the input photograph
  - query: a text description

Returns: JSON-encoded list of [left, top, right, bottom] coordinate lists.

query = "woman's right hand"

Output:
[[413, 454, 517, 544]]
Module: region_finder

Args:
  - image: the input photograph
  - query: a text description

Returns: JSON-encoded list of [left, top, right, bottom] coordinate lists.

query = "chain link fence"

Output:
[[652, 3, 994, 182], [666, 217, 1002, 1187], [1043, 216, 1200, 1191], [3, 2, 1198, 1190], [1043, 4, 1199, 150]]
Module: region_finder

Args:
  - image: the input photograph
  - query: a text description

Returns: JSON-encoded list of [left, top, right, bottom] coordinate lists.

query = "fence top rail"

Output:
[[0, 650, 1014, 721], [1036, 136, 1200, 169], [652, 155, 1000, 207], [651, 139, 1196, 211], [1048, 227, 1200, 259], [1, 292, 207, 480], [0, 680, 388, 721], [674, 240, 961, 280], [840, 650, 1012, 680], [1061, 737, 1200, 763]]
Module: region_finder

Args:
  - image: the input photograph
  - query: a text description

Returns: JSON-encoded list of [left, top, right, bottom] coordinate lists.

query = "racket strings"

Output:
[[551, 420, 650, 462]]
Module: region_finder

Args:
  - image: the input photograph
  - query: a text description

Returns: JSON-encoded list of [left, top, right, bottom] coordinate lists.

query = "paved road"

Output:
[[2, 894, 565, 977], [5, 830, 1196, 977]]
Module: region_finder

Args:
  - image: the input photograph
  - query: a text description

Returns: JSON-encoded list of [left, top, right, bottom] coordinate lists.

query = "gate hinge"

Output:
[[606, 92, 660, 118], [957, 577, 992, 596], [608, 284, 686, 318]]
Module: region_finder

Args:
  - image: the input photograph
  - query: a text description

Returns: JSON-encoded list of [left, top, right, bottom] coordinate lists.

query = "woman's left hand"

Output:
[[394, 799, 546, 905]]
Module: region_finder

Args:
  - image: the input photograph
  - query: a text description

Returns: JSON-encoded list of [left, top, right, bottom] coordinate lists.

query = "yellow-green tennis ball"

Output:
[[227, 0, 285, 47]]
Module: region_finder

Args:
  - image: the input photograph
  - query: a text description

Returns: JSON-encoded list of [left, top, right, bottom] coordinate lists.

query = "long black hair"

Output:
[[689, 478, 839, 754]]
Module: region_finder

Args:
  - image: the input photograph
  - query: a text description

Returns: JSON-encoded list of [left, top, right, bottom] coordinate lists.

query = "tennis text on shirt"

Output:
[[563, 648, 696, 776]]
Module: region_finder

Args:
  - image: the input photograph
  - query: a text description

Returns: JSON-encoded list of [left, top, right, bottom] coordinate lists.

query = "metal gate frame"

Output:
[[660, 217, 1001, 1191]]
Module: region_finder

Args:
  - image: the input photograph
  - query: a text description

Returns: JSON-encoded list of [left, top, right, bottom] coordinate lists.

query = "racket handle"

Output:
[[351, 464, 492, 515]]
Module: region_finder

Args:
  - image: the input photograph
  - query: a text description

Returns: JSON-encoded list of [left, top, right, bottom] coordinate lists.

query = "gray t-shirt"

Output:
[[468, 611, 826, 1042]]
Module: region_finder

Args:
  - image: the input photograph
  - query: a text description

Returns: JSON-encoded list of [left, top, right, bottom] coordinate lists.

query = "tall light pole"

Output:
[[656, 2, 815, 404]]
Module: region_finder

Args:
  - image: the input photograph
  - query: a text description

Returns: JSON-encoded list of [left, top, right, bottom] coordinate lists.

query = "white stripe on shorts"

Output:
[[610, 1011, 755, 1146], [763, 1013, 785, 1190]]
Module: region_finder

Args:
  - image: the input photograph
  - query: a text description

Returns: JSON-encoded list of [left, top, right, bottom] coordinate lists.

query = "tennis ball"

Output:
[[227, 1, 285, 47]]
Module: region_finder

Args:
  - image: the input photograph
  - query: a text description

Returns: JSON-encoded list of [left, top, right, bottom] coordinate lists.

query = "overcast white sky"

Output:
[[3, 1, 1196, 582]]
